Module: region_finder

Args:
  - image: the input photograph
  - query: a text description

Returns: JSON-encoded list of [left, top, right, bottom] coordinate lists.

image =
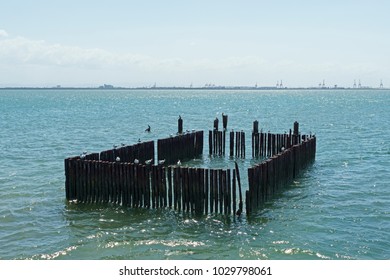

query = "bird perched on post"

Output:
[[80, 151, 87, 159], [145, 125, 151, 132]]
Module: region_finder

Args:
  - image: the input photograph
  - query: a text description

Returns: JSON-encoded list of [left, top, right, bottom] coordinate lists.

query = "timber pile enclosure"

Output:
[[64, 115, 316, 216]]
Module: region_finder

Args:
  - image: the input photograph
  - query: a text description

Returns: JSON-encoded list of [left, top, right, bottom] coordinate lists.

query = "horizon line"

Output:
[[0, 85, 388, 90]]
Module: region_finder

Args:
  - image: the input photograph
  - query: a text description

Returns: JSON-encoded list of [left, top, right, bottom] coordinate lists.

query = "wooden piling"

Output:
[[65, 119, 317, 218], [213, 169, 218, 213], [214, 117, 219, 131], [232, 169, 237, 215], [81, 160, 87, 203], [168, 166, 172, 208], [198, 168, 205, 215], [248, 167, 254, 211], [121, 163, 128, 206], [177, 166, 182, 211], [178, 116, 183, 134], [209, 168, 214, 213], [241, 131, 245, 158], [162, 166, 167, 207], [227, 169, 231, 215], [173, 167, 178, 210], [205, 169, 209, 214], [245, 190, 250, 215], [218, 169, 223, 213], [234, 162, 243, 216], [64, 158, 70, 200], [235, 132, 239, 157], [184, 168, 189, 212], [230, 131, 234, 157], [222, 170, 228, 214]]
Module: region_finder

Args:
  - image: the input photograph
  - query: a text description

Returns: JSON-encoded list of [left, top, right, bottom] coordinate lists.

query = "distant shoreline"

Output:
[[0, 86, 388, 90]]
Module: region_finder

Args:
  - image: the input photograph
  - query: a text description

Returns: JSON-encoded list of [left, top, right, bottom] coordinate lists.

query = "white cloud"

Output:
[[2, 33, 385, 87], [0, 34, 268, 74], [0, 29, 9, 38], [0, 36, 154, 69]]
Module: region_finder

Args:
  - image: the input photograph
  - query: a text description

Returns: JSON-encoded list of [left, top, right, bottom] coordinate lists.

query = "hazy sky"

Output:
[[1, 0, 389, 87]]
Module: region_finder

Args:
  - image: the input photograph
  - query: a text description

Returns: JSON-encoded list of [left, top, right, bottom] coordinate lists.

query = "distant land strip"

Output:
[[0, 86, 388, 90]]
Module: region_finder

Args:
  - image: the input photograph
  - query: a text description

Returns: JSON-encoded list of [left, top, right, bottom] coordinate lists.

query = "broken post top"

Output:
[[293, 121, 299, 136], [213, 117, 219, 131], [178, 116, 183, 134], [222, 113, 228, 130], [253, 120, 259, 133]]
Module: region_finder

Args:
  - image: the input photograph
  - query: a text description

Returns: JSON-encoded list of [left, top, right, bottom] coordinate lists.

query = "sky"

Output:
[[0, 0, 389, 88]]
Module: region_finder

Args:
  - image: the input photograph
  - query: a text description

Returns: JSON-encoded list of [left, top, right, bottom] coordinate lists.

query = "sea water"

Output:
[[0, 89, 389, 260]]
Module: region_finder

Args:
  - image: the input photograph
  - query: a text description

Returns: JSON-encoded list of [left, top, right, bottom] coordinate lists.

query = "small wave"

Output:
[[135, 239, 206, 248], [39, 245, 78, 260]]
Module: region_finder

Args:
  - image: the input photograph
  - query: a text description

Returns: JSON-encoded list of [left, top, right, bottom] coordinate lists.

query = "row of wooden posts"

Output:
[[208, 118, 302, 159], [208, 114, 245, 158], [252, 121, 302, 158], [208, 114, 228, 156], [65, 160, 243, 215], [246, 135, 316, 214], [211, 129, 304, 159], [65, 118, 316, 216], [158, 131, 203, 165], [101, 141, 154, 164]]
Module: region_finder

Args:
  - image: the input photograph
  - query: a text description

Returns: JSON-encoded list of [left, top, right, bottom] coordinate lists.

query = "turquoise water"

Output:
[[0, 89, 389, 260]]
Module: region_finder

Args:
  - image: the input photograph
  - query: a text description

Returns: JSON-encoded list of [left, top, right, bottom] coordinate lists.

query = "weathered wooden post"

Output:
[[293, 121, 299, 145], [252, 120, 259, 158], [241, 131, 245, 158], [178, 116, 183, 134], [205, 169, 209, 214], [232, 169, 236, 215], [222, 114, 228, 155], [253, 120, 259, 134], [213, 117, 219, 131], [230, 130, 234, 157], [209, 130, 213, 155], [222, 114, 228, 130], [234, 161, 243, 216]]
